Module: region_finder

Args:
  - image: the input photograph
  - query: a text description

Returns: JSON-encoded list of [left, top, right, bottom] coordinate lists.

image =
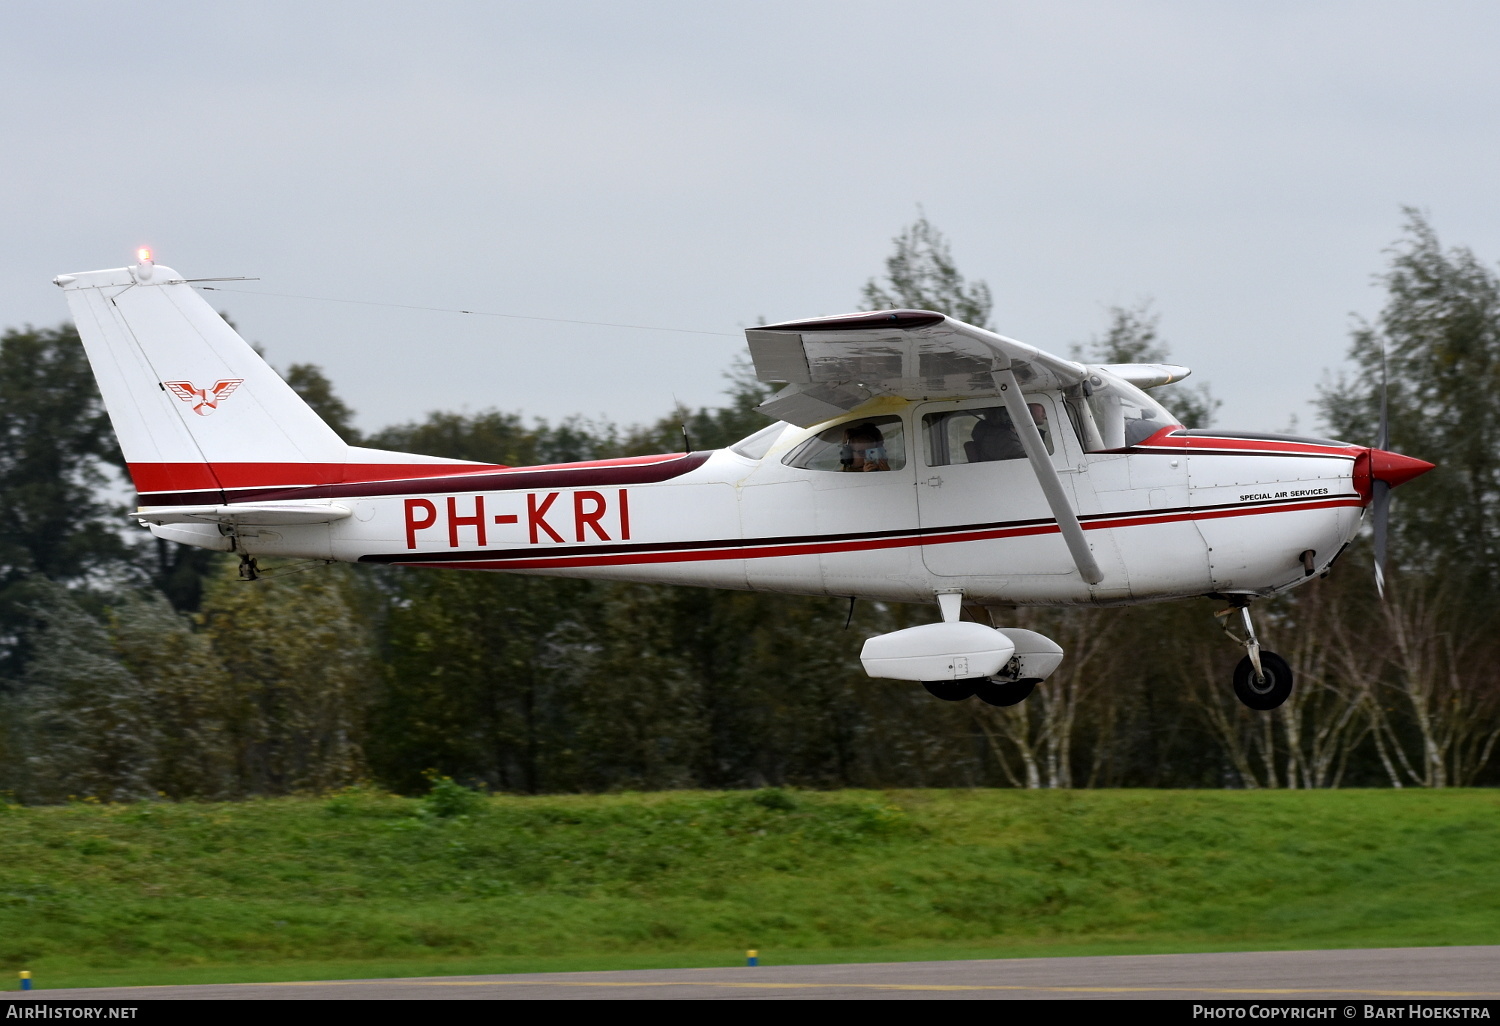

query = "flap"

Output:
[[754, 381, 878, 428]]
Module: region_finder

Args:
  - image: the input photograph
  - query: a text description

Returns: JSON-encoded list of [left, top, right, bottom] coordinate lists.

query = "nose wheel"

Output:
[[1215, 601, 1294, 710]]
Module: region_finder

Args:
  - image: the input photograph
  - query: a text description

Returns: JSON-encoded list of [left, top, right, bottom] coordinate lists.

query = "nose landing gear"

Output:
[[1215, 600, 1294, 710]]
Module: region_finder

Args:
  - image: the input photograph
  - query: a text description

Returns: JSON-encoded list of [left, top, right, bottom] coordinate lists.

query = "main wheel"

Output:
[[922, 679, 979, 701], [1232, 651, 1293, 710], [972, 678, 1038, 707]]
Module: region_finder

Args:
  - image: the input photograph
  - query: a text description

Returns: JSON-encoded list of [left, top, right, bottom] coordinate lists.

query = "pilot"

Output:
[[1029, 402, 1051, 450], [841, 422, 891, 472], [969, 404, 1048, 462]]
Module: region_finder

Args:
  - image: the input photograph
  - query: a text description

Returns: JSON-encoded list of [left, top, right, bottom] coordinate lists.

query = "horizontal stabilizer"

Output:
[[130, 503, 353, 527]]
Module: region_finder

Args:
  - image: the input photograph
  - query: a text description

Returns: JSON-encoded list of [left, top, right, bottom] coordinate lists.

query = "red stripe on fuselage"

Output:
[[379, 495, 1363, 572], [1133, 428, 1359, 458]]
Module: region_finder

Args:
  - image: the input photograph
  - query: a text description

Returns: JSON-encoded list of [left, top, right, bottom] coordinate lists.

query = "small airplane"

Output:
[[55, 252, 1432, 711]]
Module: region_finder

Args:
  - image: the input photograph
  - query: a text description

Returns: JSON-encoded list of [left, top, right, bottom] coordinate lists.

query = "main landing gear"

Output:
[[1215, 599, 1294, 711], [921, 677, 1040, 706], [888, 593, 1057, 708]]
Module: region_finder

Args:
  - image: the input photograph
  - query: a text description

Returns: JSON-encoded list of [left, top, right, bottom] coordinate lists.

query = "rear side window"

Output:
[[923, 401, 1055, 467]]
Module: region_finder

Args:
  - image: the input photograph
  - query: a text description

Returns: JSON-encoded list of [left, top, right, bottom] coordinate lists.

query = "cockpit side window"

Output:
[[923, 400, 1054, 467], [782, 415, 907, 472]]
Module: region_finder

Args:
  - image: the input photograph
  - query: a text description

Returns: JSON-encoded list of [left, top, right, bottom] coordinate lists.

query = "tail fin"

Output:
[[56, 258, 481, 505]]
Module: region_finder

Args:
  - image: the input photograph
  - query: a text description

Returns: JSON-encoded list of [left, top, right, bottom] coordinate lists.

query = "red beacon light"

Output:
[[137, 247, 153, 265]]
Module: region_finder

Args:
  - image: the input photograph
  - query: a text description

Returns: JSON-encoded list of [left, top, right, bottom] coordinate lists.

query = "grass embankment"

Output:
[[2, 788, 1497, 990]]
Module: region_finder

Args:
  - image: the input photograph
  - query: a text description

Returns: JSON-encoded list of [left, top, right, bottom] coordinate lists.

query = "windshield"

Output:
[[1075, 369, 1181, 450]]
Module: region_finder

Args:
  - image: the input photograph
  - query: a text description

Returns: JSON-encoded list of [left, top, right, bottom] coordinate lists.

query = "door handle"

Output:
[[924, 476, 944, 487]]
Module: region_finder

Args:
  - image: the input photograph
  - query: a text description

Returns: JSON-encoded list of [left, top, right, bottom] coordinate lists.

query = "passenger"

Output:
[[970, 407, 1025, 461], [841, 422, 891, 472], [968, 404, 1048, 462]]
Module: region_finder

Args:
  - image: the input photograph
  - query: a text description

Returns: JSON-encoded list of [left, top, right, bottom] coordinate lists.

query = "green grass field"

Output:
[[2, 787, 1498, 991]]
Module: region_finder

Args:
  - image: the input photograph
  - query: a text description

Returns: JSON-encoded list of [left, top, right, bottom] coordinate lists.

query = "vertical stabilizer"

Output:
[[57, 260, 350, 504]]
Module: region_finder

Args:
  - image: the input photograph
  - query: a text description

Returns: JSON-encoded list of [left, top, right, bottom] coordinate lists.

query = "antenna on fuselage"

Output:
[[672, 393, 692, 453]]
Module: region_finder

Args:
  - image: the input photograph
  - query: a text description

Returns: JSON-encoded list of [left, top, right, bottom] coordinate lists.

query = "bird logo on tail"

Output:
[[165, 378, 244, 416]]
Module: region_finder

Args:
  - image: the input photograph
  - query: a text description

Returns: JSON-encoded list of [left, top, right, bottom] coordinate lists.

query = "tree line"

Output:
[[0, 210, 1496, 801]]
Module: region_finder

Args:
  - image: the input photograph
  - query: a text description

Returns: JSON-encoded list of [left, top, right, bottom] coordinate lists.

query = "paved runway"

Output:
[[11, 946, 1500, 1000]]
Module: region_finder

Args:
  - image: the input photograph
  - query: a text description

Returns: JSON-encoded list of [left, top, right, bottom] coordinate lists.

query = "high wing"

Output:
[[746, 309, 1091, 427], [745, 309, 1107, 586]]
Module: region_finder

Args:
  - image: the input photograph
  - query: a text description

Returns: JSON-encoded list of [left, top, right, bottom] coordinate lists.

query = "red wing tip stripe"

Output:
[[368, 495, 1364, 570]]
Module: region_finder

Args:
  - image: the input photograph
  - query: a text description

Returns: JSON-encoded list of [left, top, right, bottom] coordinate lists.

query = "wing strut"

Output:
[[993, 368, 1105, 585]]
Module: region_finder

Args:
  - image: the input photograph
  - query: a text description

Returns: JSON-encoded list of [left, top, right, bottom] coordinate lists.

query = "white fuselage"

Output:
[[156, 394, 1366, 608]]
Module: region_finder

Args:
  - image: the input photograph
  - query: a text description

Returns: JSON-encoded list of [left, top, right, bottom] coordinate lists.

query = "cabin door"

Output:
[[914, 395, 1077, 578]]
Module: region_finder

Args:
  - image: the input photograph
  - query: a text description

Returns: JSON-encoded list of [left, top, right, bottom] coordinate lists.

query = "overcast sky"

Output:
[[3, 1, 1498, 439]]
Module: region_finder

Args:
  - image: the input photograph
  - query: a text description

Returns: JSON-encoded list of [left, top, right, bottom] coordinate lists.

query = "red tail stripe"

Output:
[[128, 462, 503, 492], [127, 454, 687, 494]]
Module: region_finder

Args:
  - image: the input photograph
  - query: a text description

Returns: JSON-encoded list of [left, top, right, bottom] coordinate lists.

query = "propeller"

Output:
[[1363, 346, 1435, 596], [1373, 344, 1390, 599]]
